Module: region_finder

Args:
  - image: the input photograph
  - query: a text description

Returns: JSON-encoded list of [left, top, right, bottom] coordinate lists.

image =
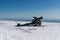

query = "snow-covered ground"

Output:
[[0, 20, 60, 40]]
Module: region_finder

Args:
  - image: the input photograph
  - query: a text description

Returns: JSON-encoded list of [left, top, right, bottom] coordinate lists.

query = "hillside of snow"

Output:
[[0, 20, 60, 40]]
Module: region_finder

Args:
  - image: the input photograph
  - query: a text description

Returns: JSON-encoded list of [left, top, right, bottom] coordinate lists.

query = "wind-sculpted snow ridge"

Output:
[[0, 20, 60, 40]]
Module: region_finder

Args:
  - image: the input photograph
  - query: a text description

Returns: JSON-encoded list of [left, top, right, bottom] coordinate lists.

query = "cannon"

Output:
[[17, 16, 43, 26]]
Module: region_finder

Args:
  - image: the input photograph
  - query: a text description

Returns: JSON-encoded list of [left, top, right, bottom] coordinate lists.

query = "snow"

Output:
[[0, 20, 60, 40]]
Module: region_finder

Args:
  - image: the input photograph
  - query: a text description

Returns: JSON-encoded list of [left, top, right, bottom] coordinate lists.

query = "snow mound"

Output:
[[0, 20, 60, 40]]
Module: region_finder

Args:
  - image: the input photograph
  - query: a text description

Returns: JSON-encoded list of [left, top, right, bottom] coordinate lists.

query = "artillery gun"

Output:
[[17, 16, 43, 26]]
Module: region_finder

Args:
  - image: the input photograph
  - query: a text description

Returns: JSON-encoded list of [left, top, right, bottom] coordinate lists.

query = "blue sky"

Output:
[[0, 0, 60, 19]]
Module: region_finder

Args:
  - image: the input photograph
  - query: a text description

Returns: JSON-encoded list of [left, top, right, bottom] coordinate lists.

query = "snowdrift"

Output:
[[0, 20, 60, 40]]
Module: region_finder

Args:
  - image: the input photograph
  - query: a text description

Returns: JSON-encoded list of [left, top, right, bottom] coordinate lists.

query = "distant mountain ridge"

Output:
[[0, 18, 60, 23]]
